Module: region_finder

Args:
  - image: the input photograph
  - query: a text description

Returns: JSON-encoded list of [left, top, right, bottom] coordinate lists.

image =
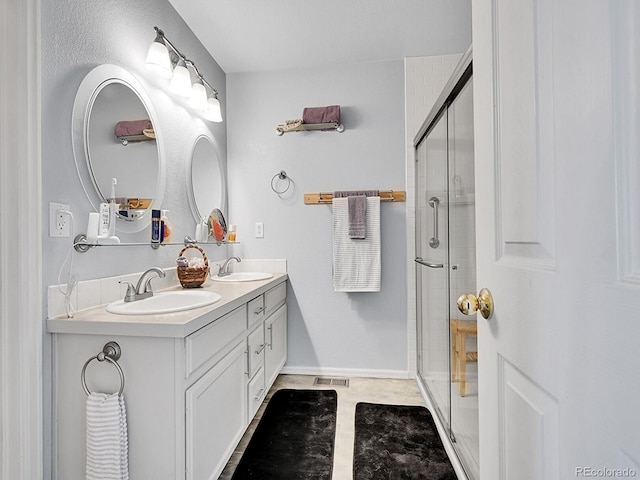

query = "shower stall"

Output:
[[414, 51, 478, 479]]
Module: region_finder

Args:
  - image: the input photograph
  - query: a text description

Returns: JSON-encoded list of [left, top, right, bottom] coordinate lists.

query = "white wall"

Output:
[[41, 1, 226, 476], [227, 61, 408, 375]]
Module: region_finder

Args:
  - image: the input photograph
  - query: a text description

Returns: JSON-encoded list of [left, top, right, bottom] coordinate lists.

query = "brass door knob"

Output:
[[457, 288, 494, 319]]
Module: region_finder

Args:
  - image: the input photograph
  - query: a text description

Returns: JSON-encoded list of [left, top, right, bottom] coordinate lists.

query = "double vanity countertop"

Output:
[[47, 273, 288, 339]]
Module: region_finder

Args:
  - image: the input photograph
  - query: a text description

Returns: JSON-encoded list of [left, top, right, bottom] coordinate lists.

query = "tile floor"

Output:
[[219, 374, 428, 480]]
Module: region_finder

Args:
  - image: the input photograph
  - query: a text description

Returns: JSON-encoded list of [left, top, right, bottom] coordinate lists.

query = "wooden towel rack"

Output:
[[304, 190, 406, 205]]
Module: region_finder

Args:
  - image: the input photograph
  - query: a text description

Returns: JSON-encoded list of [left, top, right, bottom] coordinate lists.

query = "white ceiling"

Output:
[[167, 0, 472, 74]]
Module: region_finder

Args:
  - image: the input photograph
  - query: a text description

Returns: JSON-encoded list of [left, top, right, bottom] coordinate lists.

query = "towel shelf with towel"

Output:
[[277, 104, 344, 135], [304, 190, 405, 204]]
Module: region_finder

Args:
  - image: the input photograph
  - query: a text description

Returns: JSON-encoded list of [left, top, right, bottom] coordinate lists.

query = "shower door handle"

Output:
[[428, 196, 440, 248], [414, 258, 444, 268]]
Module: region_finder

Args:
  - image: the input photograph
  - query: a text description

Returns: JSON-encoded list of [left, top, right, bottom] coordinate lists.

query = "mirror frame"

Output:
[[186, 128, 226, 223], [72, 64, 166, 233]]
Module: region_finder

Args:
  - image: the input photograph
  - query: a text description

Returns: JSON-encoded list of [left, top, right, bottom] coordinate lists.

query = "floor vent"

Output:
[[313, 377, 350, 387]]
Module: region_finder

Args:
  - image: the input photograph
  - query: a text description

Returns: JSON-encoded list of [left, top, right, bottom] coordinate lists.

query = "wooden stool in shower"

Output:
[[450, 319, 477, 396]]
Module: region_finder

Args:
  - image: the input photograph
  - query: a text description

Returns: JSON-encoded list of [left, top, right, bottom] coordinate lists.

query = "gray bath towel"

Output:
[[334, 191, 379, 240], [348, 196, 367, 239]]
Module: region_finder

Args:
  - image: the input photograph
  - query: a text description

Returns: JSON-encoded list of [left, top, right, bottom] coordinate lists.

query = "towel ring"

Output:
[[271, 170, 291, 195], [81, 341, 125, 397]]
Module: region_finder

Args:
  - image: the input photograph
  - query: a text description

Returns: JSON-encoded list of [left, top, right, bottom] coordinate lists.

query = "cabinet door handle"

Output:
[[245, 351, 250, 377], [254, 388, 265, 400], [254, 343, 266, 355], [267, 325, 273, 350], [254, 305, 266, 315]]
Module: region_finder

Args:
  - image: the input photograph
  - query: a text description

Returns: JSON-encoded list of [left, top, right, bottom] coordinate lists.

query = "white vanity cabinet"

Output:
[[186, 339, 247, 480], [245, 283, 288, 420], [265, 304, 287, 390], [50, 277, 287, 480]]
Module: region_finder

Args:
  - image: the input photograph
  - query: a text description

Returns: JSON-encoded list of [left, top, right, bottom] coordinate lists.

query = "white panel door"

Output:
[[472, 0, 640, 478]]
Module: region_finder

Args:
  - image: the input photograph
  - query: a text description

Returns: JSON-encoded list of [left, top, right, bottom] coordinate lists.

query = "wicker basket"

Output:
[[177, 245, 209, 288]]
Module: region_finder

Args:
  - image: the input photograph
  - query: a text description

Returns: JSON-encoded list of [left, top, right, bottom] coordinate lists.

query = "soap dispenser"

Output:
[[160, 210, 172, 243]]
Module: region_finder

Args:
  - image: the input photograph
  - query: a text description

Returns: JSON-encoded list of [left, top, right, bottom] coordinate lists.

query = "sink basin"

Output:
[[106, 290, 222, 315], [212, 272, 274, 282]]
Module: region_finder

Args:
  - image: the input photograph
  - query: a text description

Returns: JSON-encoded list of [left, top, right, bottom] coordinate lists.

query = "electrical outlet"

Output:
[[255, 222, 264, 238], [49, 202, 71, 238]]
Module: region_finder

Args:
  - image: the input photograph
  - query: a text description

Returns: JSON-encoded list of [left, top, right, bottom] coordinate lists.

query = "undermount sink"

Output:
[[212, 272, 274, 282], [106, 290, 222, 315]]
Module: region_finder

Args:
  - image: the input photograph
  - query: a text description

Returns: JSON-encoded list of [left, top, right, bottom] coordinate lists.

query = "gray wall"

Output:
[[41, 1, 226, 476], [227, 61, 408, 373]]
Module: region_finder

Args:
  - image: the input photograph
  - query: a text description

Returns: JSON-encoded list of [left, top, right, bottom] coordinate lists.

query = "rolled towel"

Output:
[[277, 119, 304, 132], [302, 105, 340, 125], [114, 119, 153, 137]]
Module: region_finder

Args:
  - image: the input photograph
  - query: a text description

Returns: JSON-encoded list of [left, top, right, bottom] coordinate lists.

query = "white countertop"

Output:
[[47, 273, 288, 338]]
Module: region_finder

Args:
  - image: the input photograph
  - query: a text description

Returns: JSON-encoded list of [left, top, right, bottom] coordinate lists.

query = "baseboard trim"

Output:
[[280, 366, 411, 379]]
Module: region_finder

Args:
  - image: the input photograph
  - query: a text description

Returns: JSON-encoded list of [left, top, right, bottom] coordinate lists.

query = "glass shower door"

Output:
[[415, 109, 451, 431], [415, 64, 478, 480], [447, 78, 479, 478]]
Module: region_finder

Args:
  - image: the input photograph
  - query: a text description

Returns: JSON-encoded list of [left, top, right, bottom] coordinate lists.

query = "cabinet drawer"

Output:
[[265, 282, 286, 318], [185, 305, 247, 378], [247, 323, 265, 379], [247, 295, 264, 329], [247, 366, 266, 420]]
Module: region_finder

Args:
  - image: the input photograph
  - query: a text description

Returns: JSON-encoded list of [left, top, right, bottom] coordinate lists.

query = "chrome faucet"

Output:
[[218, 256, 241, 277], [121, 267, 166, 302]]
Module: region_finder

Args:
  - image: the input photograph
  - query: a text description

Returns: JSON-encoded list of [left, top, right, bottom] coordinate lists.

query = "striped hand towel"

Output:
[[86, 392, 129, 480], [333, 196, 381, 292]]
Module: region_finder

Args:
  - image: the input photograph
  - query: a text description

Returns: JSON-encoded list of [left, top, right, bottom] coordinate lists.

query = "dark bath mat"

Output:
[[354, 403, 457, 480], [231, 389, 338, 479]]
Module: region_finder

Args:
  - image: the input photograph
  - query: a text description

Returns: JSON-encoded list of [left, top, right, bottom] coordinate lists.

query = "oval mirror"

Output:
[[72, 64, 165, 233], [186, 132, 226, 224]]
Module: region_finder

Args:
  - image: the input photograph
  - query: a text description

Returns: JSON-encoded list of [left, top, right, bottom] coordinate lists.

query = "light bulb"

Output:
[[189, 81, 208, 111], [145, 34, 171, 78], [169, 59, 192, 97], [203, 96, 223, 122]]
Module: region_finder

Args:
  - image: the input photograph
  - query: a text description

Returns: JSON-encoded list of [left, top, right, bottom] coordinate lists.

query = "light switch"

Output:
[[255, 222, 264, 238]]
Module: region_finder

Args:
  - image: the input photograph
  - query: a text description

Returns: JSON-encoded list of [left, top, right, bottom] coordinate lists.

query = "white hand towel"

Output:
[[86, 392, 129, 480], [333, 196, 381, 292]]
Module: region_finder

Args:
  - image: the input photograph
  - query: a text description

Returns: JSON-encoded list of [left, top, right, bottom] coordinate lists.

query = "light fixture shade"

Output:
[[189, 81, 208, 111], [145, 37, 172, 78], [169, 60, 192, 97], [203, 96, 223, 122]]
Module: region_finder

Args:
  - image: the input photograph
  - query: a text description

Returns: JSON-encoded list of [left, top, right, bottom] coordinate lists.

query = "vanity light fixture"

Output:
[[169, 58, 192, 97], [189, 78, 208, 110], [145, 26, 223, 122], [144, 30, 172, 78]]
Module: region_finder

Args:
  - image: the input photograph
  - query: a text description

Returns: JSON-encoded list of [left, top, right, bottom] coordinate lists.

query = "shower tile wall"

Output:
[[405, 54, 464, 376]]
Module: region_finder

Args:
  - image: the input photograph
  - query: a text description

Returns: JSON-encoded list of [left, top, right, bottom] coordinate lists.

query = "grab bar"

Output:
[[415, 258, 444, 268], [429, 196, 440, 248], [81, 341, 125, 396]]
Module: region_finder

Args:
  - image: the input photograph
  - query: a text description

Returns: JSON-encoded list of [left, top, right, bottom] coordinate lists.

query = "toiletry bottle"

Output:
[[199, 217, 209, 242], [228, 224, 237, 242], [195, 222, 203, 243], [160, 210, 172, 243], [86, 212, 100, 244], [108, 178, 117, 237], [151, 209, 161, 243]]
